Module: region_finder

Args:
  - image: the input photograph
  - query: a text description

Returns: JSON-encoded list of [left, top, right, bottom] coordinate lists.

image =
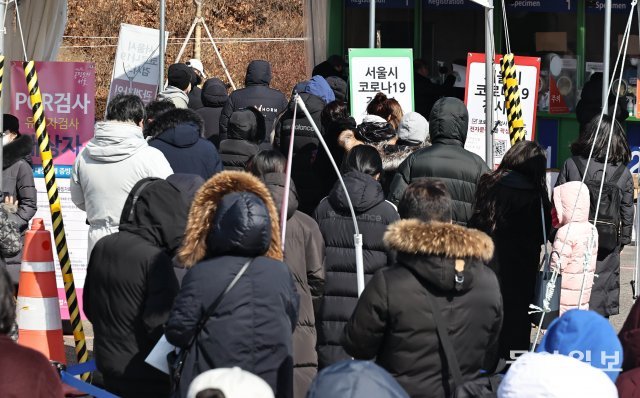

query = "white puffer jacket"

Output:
[[71, 121, 173, 258]]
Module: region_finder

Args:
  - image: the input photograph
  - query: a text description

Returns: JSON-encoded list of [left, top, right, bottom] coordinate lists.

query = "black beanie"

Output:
[[3, 114, 19, 133], [326, 76, 347, 102], [168, 64, 192, 91]]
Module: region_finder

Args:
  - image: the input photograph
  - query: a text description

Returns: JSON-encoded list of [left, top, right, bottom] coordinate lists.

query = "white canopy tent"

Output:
[[0, 0, 67, 188], [1, 0, 68, 113]]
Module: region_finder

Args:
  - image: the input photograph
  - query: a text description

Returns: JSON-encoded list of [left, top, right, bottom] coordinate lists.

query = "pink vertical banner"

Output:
[[10, 62, 95, 320], [10, 61, 96, 167]]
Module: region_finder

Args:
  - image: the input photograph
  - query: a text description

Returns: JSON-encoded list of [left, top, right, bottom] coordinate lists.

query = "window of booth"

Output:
[[344, 2, 415, 50], [420, 4, 485, 74], [585, 3, 638, 114], [505, 6, 577, 112]]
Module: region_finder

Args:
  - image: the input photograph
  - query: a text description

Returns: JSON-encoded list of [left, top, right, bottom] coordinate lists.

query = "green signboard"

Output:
[[348, 48, 415, 124]]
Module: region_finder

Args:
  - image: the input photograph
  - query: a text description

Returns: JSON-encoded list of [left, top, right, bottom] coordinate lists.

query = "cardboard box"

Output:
[[536, 32, 568, 53], [618, 35, 640, 56]]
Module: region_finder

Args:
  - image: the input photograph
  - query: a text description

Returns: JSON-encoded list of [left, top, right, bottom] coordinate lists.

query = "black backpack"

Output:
[[572, 156, 626, 254]]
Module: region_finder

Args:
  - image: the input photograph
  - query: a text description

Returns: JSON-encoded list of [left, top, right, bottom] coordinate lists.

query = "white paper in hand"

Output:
[[145, 334, 176, 374]]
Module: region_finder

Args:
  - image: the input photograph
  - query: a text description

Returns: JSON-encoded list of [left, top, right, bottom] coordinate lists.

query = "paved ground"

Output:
[[61, 245, 640, 389], [612, 244, 637, 331]]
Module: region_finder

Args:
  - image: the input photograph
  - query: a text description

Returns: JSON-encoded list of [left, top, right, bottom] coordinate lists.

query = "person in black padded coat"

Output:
[[219, 60, 288, 141], [247, 150, 325, 398], [469, 141, 551, 363], [555, 115, 634, 318], [165, 171, 299, 398], [274, 76, 334, 214], [196, 78, 229, 147], [1, 114, 37, 279], [343, 179, 502, 398], [219, 107, 266, 171], [387, 97, 489, 225], [313, 145, 399, 369], [84, 175, 202, 398]]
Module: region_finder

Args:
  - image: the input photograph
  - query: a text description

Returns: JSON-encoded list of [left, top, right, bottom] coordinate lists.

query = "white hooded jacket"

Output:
[[71, 121, 173, 258], [498, 352, 618, 398], [157, 86, 189, 109]]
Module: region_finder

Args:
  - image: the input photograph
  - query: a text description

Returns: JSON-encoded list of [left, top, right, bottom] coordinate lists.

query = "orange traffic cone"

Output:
[[16, 218, 65, 364]]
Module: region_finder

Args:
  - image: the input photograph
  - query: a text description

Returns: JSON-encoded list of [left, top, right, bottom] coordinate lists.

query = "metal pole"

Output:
[[201, 21, 237, 90], [194, 0, 202, 59], [369, 0, 376, 48], [635, 3, 640, 302], [485, 6, 494, 167], [295, 96, 366, 296], [159, 0, 166, 91], [281, 94, 298, 251], [175, 18, 198, 63], [602, 0, 611, 113], [634, 182, 640, 300], [0, 1, 6, 188]]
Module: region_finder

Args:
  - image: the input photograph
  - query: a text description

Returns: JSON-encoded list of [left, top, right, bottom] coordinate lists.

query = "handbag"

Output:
[[168, 258, 253, 392], [403, 266, 504, 398], [529, 199, 561, 329]]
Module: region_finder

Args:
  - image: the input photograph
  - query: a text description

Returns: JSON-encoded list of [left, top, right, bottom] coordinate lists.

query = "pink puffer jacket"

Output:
[[551, 181, 598, 315]]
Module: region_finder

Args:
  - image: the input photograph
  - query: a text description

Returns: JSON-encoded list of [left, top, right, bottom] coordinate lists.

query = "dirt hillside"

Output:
[[60, 0, 307, 116]]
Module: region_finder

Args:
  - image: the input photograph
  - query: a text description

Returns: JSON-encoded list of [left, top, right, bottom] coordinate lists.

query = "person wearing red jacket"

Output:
[[0, 267, 63, 397]]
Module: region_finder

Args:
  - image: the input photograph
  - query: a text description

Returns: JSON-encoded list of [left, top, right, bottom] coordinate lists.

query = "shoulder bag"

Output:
[[168, 258, 253, 392], [402, 265, 504, 398], [530, 198, 561, 329], [423, 286, 505, 398]]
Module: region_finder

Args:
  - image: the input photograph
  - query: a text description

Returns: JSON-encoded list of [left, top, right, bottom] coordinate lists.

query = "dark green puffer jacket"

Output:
[[387, 97, 489, 225]]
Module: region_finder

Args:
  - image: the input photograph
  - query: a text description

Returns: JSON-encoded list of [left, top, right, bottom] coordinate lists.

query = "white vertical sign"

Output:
[[107, 23, 169, 107], [464, 53, 540, 166]]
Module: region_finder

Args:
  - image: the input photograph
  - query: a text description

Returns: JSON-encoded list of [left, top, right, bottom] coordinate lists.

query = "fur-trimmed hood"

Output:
[[384, 219, 494, 292], [377, 142, 429, 172], [179, 171, 283, 267], [3, 134, 33, 169], [145, 108, 205, 140]]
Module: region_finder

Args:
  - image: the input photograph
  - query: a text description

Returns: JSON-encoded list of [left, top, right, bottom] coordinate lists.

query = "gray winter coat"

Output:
[[556, 156, 634, 316], [157, 86, 189, 109], [263, 172, 325, 398], [2, 135, 37, 267]]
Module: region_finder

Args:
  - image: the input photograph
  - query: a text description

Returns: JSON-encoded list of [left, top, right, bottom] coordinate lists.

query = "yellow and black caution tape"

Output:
[[23, 61, 90, 380], [500, 53, 527, 145], [0, 55, 4, 99]]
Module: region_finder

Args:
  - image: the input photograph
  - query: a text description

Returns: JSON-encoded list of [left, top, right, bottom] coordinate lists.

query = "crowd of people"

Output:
[[0, 55, 638, 398]]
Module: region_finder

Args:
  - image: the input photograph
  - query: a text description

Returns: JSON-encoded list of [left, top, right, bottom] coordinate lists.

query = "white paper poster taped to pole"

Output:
[[464, 52, 540, 166], [33, 176, 89, 319], [107, 23, 169, 106], [348, 48, 414, 125]]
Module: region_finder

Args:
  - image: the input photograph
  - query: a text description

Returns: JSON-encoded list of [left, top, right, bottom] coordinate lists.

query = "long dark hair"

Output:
[[472, 140, 549, 234], [341, 145, 383, 177], [571, 114, 631, 165], [321, 100, 348, 129], [246, 150, 286, 179]]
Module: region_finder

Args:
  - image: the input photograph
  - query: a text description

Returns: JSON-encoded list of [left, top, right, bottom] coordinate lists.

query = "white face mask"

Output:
[[2, 135, 13, 146]]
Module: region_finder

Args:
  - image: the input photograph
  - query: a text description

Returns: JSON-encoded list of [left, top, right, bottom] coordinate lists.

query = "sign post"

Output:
[[348, 48, 414, 125], [464, 53, 540, 166], [107, 24, 168, 107]]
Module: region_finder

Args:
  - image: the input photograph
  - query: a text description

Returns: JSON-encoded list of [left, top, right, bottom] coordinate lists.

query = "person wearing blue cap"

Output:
[[536, 309, 623, 382]]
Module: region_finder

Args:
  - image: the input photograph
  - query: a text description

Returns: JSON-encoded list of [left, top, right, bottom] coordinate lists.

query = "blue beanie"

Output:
[[536, 309, 623, 382]]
